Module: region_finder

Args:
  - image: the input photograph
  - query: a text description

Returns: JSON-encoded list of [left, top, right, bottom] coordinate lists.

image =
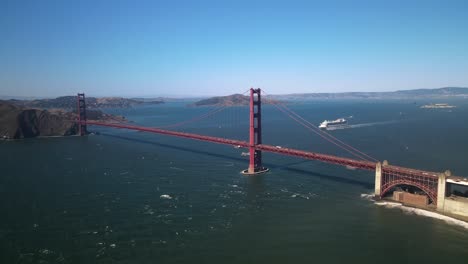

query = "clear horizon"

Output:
[[2, 86, 468, 100], [1, 0, 468, 97]]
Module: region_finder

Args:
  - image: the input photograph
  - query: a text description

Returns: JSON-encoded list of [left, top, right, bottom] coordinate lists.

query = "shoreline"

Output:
[[362, 194, 468, 228], [379, 197, 468, 222]]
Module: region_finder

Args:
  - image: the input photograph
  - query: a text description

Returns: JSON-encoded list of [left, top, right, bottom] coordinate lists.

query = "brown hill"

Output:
[[11, 96, 164, 110], [0, 101, 78, 139], [0, 101, 126, 139], [193, 94, 280, 106]]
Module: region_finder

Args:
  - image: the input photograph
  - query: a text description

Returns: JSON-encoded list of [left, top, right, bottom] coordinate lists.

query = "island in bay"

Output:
[[420, 103, 456, 109]]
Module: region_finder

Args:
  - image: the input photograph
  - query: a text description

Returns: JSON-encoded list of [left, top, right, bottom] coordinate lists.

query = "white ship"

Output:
[[319, 118, 347, 129]]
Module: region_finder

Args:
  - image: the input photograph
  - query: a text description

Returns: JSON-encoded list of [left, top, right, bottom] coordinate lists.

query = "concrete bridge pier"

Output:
[[374, 162, 382, 198], [436, 170, 450, 211], [374, 160, 388, 199]]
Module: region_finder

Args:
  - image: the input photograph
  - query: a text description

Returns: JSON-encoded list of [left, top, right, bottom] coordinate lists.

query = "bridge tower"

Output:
[[76, 93, 87, 136], [242, 88, 269, 175]]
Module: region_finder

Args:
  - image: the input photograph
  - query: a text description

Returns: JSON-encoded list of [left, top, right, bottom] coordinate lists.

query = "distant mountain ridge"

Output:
[[268, 87, 468, 100], [9, 96, 164, 110]]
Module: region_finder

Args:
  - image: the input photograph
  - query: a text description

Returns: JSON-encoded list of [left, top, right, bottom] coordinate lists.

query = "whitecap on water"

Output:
[[144, 209, 155, 215], [360, 193, 375, 201], [160, 194, 172, 199], [291, 193, 314, 199], [39, 249, 53, 255]]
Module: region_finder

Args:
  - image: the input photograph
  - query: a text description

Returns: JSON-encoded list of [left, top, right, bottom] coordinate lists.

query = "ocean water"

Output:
[[1, 99, 468, 263]]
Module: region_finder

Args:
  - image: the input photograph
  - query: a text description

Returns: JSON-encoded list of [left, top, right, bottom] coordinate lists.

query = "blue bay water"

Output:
[[1, 99, 468, 263]]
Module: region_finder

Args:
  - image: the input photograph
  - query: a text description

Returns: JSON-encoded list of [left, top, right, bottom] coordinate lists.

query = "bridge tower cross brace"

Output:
[[242, 88, 269, 175], [77, 93, 87, 136]]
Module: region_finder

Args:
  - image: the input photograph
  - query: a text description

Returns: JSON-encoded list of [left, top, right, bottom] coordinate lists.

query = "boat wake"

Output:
[[326, 120, 398, 130]]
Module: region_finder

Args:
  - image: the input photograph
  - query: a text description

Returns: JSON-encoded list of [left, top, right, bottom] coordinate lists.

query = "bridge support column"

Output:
[[77, 93, 87, 136], [242, 88, 269, 175], [436, 171, 449, 211], [374, 162, 382, 198]]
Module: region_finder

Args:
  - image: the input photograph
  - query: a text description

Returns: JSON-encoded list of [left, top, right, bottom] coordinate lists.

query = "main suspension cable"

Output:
[[262, 89, 378, 162], [156, 89, 251, 129]]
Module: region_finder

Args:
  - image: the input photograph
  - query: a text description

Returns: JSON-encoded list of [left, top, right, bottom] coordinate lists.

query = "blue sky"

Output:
[[1, 0, 467, 97]]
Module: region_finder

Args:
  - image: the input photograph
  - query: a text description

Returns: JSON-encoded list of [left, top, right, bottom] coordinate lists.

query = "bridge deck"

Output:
[[85, 121, 447, 180]]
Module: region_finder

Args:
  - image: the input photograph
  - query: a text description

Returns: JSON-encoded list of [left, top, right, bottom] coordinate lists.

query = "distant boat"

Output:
[[420, 103, 456, 109], [241, 152, 250, 156], [319, 118, 347, 129]]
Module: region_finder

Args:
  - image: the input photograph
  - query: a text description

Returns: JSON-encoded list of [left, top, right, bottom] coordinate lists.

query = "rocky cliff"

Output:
[[0, 101, 126, 139], [0, 101, 77, 139]]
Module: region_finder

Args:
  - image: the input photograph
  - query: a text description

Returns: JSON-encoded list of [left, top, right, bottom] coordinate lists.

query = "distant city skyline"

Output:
[[1, 0, 468, 97]]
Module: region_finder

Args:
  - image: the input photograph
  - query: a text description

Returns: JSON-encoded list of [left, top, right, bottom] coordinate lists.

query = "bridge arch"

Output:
[[381, 179, 437, 204]]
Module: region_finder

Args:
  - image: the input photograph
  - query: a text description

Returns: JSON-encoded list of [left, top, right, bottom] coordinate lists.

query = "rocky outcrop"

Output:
[[0, 101, 127, 139], [0, 101, 78, 139], [15, 109, 77, 138]]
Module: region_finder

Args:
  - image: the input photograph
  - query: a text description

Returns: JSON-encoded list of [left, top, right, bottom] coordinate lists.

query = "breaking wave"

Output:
[[360, 193, 375, 201], [359, 193, 468, 229], [376, 201, 468, 229]]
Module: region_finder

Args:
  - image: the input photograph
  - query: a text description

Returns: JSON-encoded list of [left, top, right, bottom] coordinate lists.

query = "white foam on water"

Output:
[[348, 120, 399, 128], [160, 194, 172, 199], [374, 201, 468, 230], [39, 249, 53, 255], [360, 193, 375, 201], [290, 192, 315, 200], [361, 193, 468, 229]]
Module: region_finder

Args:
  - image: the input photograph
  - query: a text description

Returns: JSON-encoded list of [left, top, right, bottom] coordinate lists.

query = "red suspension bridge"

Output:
[[76, 89, 467, 211]]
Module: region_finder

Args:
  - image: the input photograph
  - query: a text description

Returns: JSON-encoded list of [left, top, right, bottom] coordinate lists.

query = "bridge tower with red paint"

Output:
[[77, 93, 87, 136], [242, 88, 269, 175]]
